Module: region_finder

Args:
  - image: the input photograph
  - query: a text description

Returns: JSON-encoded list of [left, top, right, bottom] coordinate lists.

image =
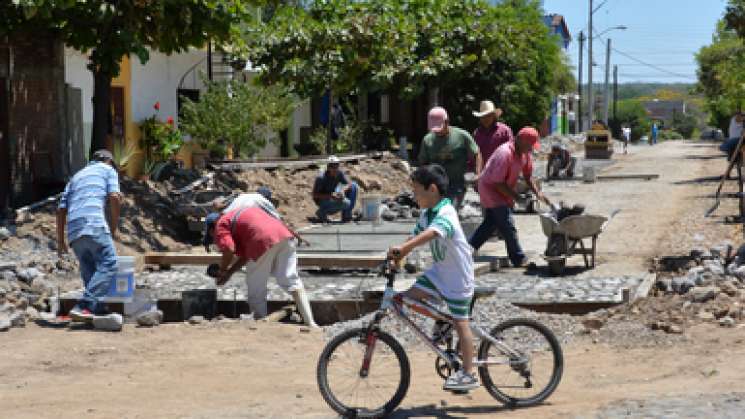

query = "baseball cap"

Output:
[[517, 127, 541, 150], [202, 212, 222, 252], [427, 107, 448, 134], [92, 149, 117, 169]]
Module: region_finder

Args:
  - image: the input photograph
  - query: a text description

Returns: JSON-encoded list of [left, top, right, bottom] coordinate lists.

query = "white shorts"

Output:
[[243, 238, 303, 300]]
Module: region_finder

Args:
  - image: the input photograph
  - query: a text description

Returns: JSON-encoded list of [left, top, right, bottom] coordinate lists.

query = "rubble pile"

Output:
[[223, 153, 412, 227], [586, 242, 745, 338], [0, 259, 62, 332]]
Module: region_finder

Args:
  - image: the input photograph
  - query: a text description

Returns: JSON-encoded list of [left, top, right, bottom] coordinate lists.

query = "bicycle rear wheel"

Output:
[[317, 328, 410, 418], [478, 318, 563, 408]]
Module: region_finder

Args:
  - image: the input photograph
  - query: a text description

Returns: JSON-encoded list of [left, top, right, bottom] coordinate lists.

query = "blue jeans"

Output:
[[317, 182, 358, 221], [468, 206, 525, 266], [70, 229, 118, 314], [721, 137, 741, 159]]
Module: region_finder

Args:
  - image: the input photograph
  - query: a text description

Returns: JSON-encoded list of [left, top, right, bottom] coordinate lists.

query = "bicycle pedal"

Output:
[[449, 389, 470, 395]]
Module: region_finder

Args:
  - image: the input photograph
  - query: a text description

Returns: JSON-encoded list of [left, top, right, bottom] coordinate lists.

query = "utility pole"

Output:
[[613, 65, 618, 122], [603, 38, 611, 125], [588, 0, 594, 127], [578, 31, 584, 133]]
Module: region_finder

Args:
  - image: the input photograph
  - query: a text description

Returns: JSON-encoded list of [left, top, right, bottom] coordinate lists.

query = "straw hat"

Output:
[[472, 100, 502, 118]]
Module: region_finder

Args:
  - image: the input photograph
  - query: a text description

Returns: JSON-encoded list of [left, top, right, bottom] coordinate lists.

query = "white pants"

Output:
[[243, 238, 303, 318]]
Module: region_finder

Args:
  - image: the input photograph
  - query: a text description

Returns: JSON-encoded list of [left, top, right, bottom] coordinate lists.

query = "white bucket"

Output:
[[361, 195, 383, 221], [103, 256, 135, 302], [583, 166, 597, 183]]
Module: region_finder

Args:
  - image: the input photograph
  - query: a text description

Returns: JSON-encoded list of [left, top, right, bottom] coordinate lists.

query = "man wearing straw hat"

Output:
[[471, 100, 513, 171]]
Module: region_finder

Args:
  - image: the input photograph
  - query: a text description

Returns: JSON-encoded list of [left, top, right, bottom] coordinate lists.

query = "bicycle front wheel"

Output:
[[317, 328, 410, 418], [478, 318, 563, 408]]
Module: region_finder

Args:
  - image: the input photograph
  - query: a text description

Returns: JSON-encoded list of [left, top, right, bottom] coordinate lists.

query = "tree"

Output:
[[613, 100, 651, 141], [0, 0, 250, 157], [179, 79, 298, 158], [696, 13, 745, 130], [243, 0, 566, 137]]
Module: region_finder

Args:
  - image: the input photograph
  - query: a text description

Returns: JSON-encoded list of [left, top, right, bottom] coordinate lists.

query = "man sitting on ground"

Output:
[[546, 144, 576, 179], [312, 155, 358, 223]]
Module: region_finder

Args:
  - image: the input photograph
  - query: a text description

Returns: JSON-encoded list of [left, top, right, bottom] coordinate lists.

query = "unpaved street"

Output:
[[2, 141, 745, 418]]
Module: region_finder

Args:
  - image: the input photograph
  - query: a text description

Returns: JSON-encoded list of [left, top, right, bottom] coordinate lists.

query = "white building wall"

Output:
[[129, 49, 207, 126]]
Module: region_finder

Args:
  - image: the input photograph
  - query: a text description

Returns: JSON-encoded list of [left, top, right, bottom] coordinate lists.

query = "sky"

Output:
[[542, 0, 729, 84]]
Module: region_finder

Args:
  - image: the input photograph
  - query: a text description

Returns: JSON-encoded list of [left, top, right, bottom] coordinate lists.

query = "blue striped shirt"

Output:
[[58, 162, 120, 242]]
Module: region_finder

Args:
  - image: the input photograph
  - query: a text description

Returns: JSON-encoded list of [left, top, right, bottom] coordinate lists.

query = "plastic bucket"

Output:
[[103, 256, 135, 302], [361, 195, 383, 221], [181, 289, 217, 320], [582, 166, 596, 183]]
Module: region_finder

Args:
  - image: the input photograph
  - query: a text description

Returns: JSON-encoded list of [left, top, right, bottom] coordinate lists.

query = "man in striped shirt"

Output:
[[56, 150, 122, 323]]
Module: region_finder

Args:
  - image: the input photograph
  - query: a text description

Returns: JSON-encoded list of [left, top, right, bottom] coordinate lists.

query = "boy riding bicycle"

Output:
[[388, 164, 478, 391]]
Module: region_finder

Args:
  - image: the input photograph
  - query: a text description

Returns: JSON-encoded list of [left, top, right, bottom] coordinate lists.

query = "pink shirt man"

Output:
[[477, 141, 534, 208]]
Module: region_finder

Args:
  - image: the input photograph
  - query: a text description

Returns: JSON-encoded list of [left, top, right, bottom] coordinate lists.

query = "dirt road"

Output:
[[2, 141, 744, 418], [1, 322, 744, 418]]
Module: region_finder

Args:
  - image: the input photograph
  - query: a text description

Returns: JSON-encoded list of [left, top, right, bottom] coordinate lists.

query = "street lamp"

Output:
[[600, 26, 627, 125], [597, 25, 627, 37], [588, 16, 626, 128]]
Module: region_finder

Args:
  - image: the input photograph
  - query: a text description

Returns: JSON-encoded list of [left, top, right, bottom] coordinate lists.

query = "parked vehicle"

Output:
[[700, 128, 725, 141]]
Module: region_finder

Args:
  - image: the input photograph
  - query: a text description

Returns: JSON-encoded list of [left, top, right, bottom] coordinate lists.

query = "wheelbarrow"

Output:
[[539, 210, 617, 275]]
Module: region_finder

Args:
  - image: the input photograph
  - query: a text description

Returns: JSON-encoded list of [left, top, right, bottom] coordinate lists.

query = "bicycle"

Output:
[[316, 259, 564, 418]]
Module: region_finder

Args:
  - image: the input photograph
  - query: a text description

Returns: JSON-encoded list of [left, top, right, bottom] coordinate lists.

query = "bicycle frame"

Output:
[[361, 275, 526, 375]]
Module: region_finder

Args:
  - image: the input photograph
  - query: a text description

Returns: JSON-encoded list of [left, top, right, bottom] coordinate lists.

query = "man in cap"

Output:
[[312, 155, 358, 223], [472, 100, 513, 171], [546, 143, 576, 179], [469, 127, 548, 267], [56, 149, 123, 327], [419, 106, 482, 210], [212, 187, 281, 221], [203, 208, 318, 328]]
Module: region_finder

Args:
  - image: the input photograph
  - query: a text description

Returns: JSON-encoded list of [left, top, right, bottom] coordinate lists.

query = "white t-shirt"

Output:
[[729, 116, 743, 140], [222, 193, 281, 220], [622, 127, 631, 140], [412, 198, 474, 300]]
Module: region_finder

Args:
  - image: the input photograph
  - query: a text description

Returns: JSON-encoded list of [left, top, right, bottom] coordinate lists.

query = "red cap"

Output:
[[517, 127, 541, 150]]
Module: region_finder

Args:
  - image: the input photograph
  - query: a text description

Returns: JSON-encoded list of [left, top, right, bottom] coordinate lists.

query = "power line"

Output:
[[612, 47, 696, 79]]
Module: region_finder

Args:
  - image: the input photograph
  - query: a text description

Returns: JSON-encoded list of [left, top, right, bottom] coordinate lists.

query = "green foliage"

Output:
[[726, 0, 745, 38], [657, 129, 684, 141], [696, 16, 745, 130], [243, 0, 566, 129], [179, 78, 298, 158], [670, 111, 697, 139], [111, 140, 137, 170], [613, 100, 651, 141], [140, 110, 183, 162], [1, 1, 250, 76]]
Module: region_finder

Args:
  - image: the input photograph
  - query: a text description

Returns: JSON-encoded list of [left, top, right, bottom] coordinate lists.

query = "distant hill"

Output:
[[615, 83, 696, 101]]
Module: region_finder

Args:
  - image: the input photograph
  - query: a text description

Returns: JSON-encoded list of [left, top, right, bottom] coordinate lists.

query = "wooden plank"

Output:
[[631, 273, 657, 303], [596, 174, 659, 181], [143, 252, 386, 269], [211, 153, 379, 171]]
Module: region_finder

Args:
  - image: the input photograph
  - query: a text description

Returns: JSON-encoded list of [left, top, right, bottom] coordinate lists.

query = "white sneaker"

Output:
[[443, 370, 479, 391]]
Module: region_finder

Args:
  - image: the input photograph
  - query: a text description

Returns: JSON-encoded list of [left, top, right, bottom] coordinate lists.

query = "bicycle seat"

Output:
[[473, 286, 497, 300]]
